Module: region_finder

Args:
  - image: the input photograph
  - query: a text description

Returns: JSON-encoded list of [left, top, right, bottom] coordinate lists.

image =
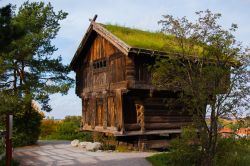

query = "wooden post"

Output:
[[103, 94, 108, 129], [136, 104, 145, 133], [81, 99, 85, 128], [91, 96, 96, 129], [6, 113, 13, 166]]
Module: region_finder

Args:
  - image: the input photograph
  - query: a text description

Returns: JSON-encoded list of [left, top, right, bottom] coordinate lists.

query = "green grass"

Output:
[[146, 153, 171, 166], [103, 24, 203, 56], [0, 157, 20, 166]]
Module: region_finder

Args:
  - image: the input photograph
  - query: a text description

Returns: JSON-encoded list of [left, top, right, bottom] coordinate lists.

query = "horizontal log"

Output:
[[124, 123, 141, 131], [145, 111, 190, 116], [145, 116, 192, 123], [145, 122, 190, 130]]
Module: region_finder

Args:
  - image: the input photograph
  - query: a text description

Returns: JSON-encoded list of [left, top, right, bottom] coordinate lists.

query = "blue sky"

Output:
[[1, 0, 250, 119]]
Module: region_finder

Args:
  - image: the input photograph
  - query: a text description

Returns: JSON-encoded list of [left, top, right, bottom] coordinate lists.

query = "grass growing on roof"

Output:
[[103, 24, 203, 56]]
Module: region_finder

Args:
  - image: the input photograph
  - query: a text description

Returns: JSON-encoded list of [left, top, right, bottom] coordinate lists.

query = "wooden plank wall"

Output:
[[77, 34, 127, 132]]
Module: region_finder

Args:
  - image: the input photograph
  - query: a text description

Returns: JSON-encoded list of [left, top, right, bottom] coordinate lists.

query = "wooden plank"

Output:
[[115, 89, 124, 133], [108, 96, 115, 127], [145, 116, 192, 123], [124, 123, 141, 131], [145, 122, 190, 130], [103, 95, 108, 129], [82, 99, 85, 127], [91, 97, 96, 129], [114, 129, 182, 136]]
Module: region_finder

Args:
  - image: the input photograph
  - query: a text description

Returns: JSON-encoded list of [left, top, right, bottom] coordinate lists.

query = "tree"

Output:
[[0, 1, 74, 145], [1, 1, 73, 111], [152, 10, 250, 165]]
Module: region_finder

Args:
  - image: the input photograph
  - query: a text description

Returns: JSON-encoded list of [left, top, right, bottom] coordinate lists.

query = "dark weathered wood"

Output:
[[103, 95, 108, 129], [124, 123, 141, 131], [145, 122, 190, 130], [115, 89, 124, 132]]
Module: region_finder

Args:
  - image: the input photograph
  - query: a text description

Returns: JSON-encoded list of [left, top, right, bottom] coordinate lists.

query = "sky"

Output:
[[1, 0, 250, 119]]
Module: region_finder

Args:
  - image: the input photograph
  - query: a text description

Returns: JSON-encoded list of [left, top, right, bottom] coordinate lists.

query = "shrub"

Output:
[[40, 118, 60, 138], [215, 137, 250, 166], [13, 108, 43, 147], [0, 157, 20, 166], [40, 116, 92, 141], [167, 126, 200, 166]]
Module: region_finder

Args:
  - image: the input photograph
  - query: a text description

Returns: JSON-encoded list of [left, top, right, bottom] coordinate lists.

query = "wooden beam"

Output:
[[103, 94, 108, 129]]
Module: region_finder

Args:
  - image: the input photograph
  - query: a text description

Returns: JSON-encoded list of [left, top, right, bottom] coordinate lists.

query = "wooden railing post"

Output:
[[6, 113, 13, 166], [136, 104, 145, 133]]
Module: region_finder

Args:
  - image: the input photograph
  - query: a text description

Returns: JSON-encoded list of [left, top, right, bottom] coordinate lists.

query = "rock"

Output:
[[79, 141, 92, 148], [71, 139, 80, 147], [86, 142, 102, 151], [96, 150, 103, 152]]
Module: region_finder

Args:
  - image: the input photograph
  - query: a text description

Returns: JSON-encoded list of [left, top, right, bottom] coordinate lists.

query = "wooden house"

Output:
[[70, 16, 229, 140]]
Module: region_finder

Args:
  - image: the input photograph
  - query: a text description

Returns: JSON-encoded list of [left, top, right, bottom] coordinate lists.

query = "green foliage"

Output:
[[166, 127, 200, 166], [40, 116, 92, 141], [104, 24, 203, 55], [152, 10, 250, 165], [13, 107, 44, 147], [0, 1, 73, 148], [146, 153, 171, 166], [0, 138, 4, 155], [0, 1, 73, 112], [148, 133, 250, 166], [0, 157, 20, 166], [215, 138, 250, 166], [40, 117, 59, 138]]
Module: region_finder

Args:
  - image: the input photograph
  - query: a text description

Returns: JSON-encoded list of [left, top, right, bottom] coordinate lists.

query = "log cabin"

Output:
[[70, 15, 230, 143]]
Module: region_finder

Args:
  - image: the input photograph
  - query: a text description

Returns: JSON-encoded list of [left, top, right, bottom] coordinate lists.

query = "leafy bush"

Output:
[[13, 107, 44, 147], [40, 116, 92, 141], [215, 137, 250, 166], [0, 157, 20, 166], [167, 126, 200, 166], [40, 118, 59, 138], [147, 131, 250, 166]]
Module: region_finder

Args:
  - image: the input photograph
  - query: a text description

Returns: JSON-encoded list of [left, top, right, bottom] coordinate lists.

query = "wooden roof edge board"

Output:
[[70, 19, 131, 70], [92, 22, 131, 55]]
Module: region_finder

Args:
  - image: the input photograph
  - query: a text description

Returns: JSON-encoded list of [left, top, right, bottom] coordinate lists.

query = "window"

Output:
[[93, 59, 107, 70]]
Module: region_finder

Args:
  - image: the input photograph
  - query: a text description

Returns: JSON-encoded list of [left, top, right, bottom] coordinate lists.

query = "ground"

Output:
[[14, 141, 153, 166]]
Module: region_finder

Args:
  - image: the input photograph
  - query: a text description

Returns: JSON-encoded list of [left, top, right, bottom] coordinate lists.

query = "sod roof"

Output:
[[103, 24, 203, 56]]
